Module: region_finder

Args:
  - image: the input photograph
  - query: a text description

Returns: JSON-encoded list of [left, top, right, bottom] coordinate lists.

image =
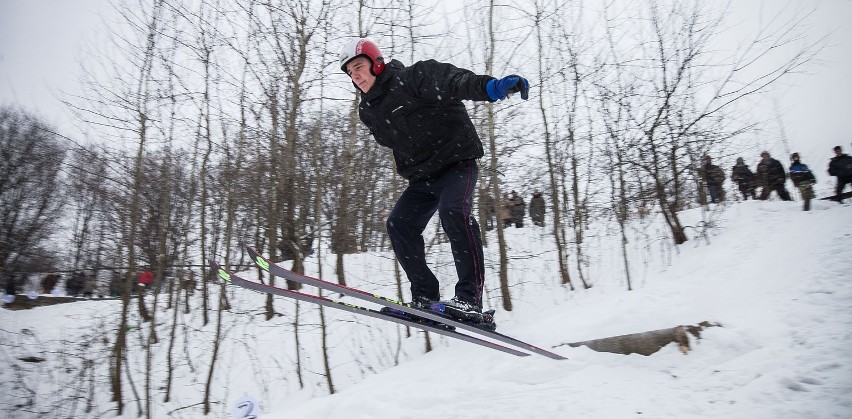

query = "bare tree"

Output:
[[66, 145, 111, 273], [0, 107, 67, 276], [530, 0, 575, 289], [68, 0, 171, 413], [479, 0, 515, 310]]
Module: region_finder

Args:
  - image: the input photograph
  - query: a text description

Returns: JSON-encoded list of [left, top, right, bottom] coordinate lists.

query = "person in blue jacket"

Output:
[[789, 153, 816, 211], [339, 38, 528, 324]]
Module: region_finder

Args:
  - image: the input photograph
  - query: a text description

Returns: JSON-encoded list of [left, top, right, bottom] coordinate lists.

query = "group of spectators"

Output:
[[482, 190, 547, 229], [0, 268, 178, 301], [62, 271, 98, 297], [1, 270, 99, 300], [701, 146, 852, 211]]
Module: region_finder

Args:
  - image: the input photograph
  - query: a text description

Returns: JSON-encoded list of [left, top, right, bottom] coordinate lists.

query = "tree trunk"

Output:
[[484, 0, 513, 311], [203, 285, 226, 414], [533, 5, 573, 290]]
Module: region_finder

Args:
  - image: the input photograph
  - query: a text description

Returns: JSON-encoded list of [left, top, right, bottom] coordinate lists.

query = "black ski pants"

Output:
[[835, 176, 852, 202], [386, 160, 485, 307], [759, 182, 792, 201], [736, 181, 756, 200]]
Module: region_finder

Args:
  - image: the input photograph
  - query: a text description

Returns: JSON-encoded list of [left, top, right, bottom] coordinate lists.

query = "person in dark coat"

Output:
[[789, 153, 816, 211], [730, 157, 757, 200], [529, 190, 545, 227], [340, 38, 528, 322], [828, 145, 852, 203], [500, 192, 513, 227], [67, 271, 86, 297], [479, 188, 496, 231], [41, 274, 60, 294], [3, 269, 15, 298], [698, 155, 726, 203], [82, 272, 97, 298], [509, 190, 526, 228], [109, 271, 122, 297], [756, 151, 792, 201]]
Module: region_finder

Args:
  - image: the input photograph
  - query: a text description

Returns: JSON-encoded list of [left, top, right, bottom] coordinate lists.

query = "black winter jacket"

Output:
[[358, 59, 494, 181], [730, 163, 755, 184], [700, 163, 725, 186], [757, 158, 787, 186], [828, 153, 852, 179]]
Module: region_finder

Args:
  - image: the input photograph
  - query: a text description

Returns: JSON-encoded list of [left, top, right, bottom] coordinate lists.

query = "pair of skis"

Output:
[[209, 247, 566, 360]]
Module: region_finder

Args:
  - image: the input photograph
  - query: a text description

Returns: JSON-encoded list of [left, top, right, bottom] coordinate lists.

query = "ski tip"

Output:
[[207, 259, 233, 284], [216, 268, 233, 283], [245, 247, 271, 272]]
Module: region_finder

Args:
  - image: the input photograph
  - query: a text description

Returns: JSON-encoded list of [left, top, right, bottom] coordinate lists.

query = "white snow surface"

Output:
[[3, 200, 852, 418]]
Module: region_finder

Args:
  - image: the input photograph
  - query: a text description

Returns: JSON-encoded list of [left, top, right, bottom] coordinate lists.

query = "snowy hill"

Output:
[[269, 200, 852, 419], [2, 200, 851, 418]]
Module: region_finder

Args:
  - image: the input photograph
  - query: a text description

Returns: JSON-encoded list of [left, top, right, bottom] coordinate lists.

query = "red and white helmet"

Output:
[[339, 38, 385, 76]]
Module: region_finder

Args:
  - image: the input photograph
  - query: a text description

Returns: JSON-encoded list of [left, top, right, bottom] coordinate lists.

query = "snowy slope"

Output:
[[2, 200, 851, 419], [270, 200, 852, 419]]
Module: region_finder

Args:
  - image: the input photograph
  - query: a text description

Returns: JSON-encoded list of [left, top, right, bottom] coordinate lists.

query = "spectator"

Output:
[[828, 145, 852, 203], [500, 193, 513, 228], [67, 271, 86, 297], [41, 273, 60, 294], [480, 189, 496, 231], [82, 272, 97, 298], [699, 155, 726, 204], [730, 157, 757, 200], [756, 151, 792, 201], [529, 190, 546, 227], [3, 268, 15, 299], [109, 271, 122, 297], [510, 190, 526, 228], [138, 270, 154, 292], [789, 153, 816, 211]]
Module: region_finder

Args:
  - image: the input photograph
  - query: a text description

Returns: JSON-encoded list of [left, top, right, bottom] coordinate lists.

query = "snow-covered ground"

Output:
[[2, 198, 851, 418]]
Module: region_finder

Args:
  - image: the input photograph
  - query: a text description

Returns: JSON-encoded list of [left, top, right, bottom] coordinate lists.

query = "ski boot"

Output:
[[380, 296, 456, 331], [436, 297, 498, 331]]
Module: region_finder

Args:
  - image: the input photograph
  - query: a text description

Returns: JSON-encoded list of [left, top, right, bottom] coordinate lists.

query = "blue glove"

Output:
[[486, 75, 529, 101]]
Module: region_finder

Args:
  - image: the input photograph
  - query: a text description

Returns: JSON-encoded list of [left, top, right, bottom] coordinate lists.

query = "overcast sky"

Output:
[[719, 0, 852, 165], [1, 0, 850, 166]]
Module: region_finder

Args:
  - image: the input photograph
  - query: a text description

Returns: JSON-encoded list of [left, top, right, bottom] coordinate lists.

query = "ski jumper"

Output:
[[357, 59, 493, 307]]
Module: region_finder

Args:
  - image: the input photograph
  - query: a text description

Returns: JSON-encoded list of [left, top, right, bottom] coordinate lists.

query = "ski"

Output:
[[210, 260, 530, 358], [246, 247, 567, 360], [819, 190, 852, 201]]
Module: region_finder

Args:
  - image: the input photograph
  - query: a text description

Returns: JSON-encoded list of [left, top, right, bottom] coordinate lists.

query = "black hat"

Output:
[[791, 152, 799, 160], [835, 146, 843, 152]]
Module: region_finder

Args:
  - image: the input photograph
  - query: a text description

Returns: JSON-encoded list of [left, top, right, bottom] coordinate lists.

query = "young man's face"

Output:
[[346, 57, 377, 93]]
